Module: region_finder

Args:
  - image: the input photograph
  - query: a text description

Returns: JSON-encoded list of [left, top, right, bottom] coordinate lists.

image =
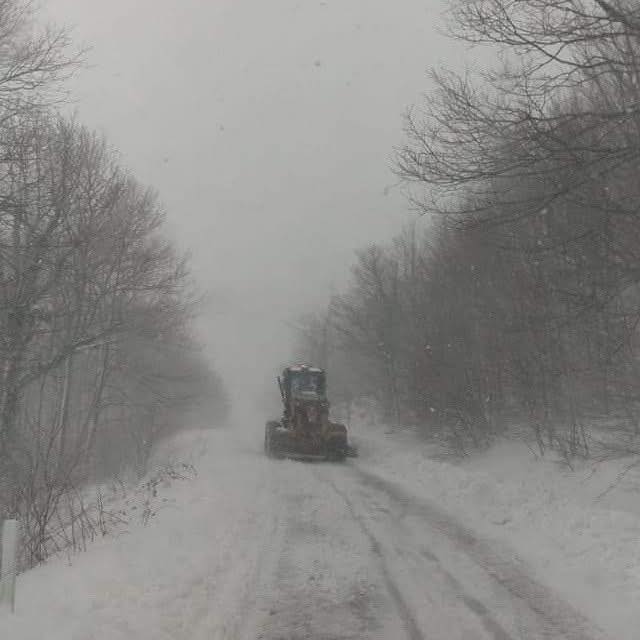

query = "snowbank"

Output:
[[2, 426, 273, 640]]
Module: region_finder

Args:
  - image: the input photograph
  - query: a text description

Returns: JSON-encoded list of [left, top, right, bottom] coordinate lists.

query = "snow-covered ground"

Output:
[[351, 419, 640, 640], [2, 426, 290, 640], [3, 414, 637, 639]]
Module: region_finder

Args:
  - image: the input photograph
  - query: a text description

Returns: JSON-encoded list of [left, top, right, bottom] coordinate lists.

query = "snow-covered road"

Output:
[[251, 459, 605, 640], [5, 425, 612, 640]]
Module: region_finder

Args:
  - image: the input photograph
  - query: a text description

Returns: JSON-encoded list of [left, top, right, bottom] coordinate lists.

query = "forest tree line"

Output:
[[0, 1, 228, 565], [297, 0, 640, 459]]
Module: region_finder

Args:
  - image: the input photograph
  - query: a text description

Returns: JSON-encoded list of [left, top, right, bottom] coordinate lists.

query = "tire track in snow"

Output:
[[323, 474, 426, 640], [325, 468, 513, 640], [254, 459, 393, 640], [235, 502, 289, 640], [417, 548, 512, 640], [349, 465, 608, 640]]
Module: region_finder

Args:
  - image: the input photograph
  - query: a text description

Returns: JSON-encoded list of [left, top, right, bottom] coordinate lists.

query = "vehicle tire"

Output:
[[264, 422, 274, 457], [265, 421, 281, 458], [331, 449, 347, 462], [323, 441, 345, 462]]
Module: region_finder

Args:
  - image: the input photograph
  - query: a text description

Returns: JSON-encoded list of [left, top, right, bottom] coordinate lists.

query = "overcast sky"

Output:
[[41, 0, 453, 408]]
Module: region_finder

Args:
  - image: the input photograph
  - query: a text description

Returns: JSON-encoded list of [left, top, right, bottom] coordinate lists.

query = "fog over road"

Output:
[[40, 0, 457, 401]]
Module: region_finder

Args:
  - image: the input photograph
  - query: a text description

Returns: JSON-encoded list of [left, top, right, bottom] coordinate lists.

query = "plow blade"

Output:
[[264, 421, 350, 462]]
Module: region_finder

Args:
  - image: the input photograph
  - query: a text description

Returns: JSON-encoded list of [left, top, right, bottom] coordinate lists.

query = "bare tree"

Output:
[[0, 114, 225, 564], [0, 0, 80, 118]]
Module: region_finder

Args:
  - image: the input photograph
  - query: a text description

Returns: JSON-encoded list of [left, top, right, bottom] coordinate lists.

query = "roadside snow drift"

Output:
[[3, 427, 278, 640]]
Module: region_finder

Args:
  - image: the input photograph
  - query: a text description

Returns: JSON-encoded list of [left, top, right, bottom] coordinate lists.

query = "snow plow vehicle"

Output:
[[264, 364, 355, 461]]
